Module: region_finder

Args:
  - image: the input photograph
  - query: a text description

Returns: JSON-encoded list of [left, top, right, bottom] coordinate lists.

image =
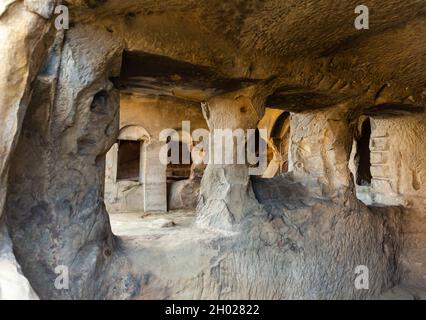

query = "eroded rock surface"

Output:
[[5, 25, 138, 299], [289, 107, 355, 197], [0, 0, 57, 218], [0, 225, 38, 300], [196, 88, 266, 231], [169, 163, 206, 210], [113, 192, 403, 300], [0, 0, 57, 300]]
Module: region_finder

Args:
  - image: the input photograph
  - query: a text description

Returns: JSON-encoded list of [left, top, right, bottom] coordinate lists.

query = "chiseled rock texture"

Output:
[[351, 114, 426, 289], [289, 107, 355, 197], [196, 89, 266, 231], [131, 187, 403, 300]]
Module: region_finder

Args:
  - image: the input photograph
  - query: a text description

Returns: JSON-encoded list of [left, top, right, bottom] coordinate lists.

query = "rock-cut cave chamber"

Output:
[[0, 0, 426, 300]]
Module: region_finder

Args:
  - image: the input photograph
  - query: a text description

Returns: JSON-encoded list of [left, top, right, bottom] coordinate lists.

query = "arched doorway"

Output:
[[104, 125, 151, 213], [260, 110, 291, 178]]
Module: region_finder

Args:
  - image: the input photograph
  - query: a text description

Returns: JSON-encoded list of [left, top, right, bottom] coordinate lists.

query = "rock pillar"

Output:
[[143, 140, 167, 212], [288, 107, 354, 197], [196, 89, 265, 230]]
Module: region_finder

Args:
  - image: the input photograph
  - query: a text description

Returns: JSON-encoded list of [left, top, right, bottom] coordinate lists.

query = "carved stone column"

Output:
[[196, 88, 265, 231], [288, 107, 354, 197], [143, 139, 167, 212]]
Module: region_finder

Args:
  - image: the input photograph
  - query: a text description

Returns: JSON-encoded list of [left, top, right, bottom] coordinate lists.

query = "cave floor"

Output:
[[109, 210, 426, 300], [109, 209, 224, 254], [110, 209, 198, 238], [109, 210, 229, 299]]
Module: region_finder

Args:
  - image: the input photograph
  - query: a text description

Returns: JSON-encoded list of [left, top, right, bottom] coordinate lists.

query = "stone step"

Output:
[[372, 177, 392, 181], [371, 178, 394, 193], [371, 165, 390, 178], [370, 139, 390, 151], [370, 151, 388, 165]]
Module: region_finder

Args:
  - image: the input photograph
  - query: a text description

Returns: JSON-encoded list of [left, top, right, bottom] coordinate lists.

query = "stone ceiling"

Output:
[[65, 0, 426, 114]]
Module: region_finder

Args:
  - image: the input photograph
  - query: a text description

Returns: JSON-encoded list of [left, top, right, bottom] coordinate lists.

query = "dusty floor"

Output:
[[110, 210, 233, 299], [110, 210, 198, 237], [109, 209, 224, 258], [110, 210, 426, 300]]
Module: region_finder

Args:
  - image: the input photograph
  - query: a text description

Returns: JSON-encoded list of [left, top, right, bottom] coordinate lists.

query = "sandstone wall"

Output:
[[0, 0, 58, 301], [351, 115, 426, 288], [5, 25, 139, 299], [258, 108, 290, 178], [105, 94, 208, 213], [120, 94, 207, 136], [289, 107, 354, 197]]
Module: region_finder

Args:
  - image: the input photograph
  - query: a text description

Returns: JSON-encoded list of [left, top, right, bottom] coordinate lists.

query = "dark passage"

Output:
[[356, 119, 372, 186], [117, 140, 141, 181], [167, 141, 192, 181]]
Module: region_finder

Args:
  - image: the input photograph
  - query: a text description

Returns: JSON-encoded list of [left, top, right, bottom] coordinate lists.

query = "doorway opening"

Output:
[[117, 140, 141, 181], [355, 118, 372, 186], [166, 140, 192, 182]]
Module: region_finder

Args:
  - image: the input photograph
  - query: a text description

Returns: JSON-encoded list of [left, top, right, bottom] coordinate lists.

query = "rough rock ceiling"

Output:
[[117, 51, 260, 101], [66, 0, 426, 113]]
